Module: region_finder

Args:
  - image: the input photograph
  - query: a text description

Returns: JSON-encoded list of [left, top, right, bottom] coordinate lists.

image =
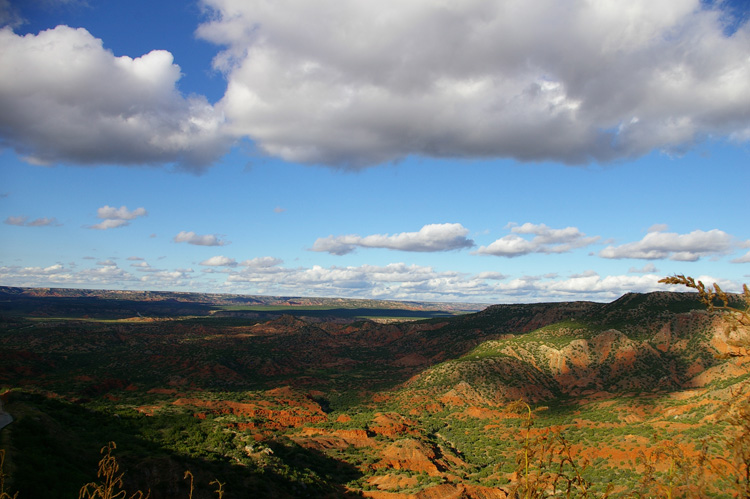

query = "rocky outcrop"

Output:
[[297, 427, 375, 448], [361, 483, 508, 499], [173, 386, 328, 430], [374, 439, 441, 475], [370, 413, 419, 437]]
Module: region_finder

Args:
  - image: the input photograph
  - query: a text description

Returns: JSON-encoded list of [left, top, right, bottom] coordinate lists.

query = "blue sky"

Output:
[[1, 0, 749, 304]]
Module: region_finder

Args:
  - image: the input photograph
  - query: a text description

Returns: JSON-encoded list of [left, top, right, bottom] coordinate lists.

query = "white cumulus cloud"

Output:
[[475, 223, 599, 257], [196, 0, 750, 169], [599, 227, 736, 261], [88, 205, 147, 230], [4, 215, 60, 227], [0, 25, 230, 171], [311, 223, 475, 255], [241, 256, 284, 268], [200, 255, 237, 267], [174, 231, 227, 246], [97, 206, 147, 220], [89, 219, 130, 230], [5, 2, 750, 171]]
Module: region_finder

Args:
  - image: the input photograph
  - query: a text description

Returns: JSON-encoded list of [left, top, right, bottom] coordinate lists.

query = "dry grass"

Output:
[[0, 449, 18, 499], [660, 275, 750, 340], [76, 444, 226, 499], [660, 275, 750, 498], [505, 400, 611, 499], [78, 442, 149, 499]]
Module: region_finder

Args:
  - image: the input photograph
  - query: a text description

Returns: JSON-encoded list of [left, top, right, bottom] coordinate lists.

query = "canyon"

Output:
[[0, 286, 748, 498]]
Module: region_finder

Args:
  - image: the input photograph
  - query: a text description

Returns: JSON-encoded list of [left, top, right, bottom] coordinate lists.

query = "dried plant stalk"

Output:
[[78, 442, 149, 499], [0, 449, 18, 499]]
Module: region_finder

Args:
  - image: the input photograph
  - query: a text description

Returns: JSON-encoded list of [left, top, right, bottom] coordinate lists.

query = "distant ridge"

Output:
[[0, 285, 486, 309], [0, 285, 488, 321]]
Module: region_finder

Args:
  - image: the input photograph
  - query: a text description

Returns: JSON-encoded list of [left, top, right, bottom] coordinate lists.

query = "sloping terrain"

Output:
[[0, 289, 748, 498]]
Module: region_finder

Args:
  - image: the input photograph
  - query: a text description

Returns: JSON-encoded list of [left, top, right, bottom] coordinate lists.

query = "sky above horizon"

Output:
[[1, 0, 749, 304]]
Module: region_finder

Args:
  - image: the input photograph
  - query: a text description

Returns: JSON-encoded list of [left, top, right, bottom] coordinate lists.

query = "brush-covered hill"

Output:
[[402, 291, 745, 404], [0, 289, 748, 498]]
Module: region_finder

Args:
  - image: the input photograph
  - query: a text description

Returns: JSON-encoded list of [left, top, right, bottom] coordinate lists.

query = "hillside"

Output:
[[0, 288, 748, 498]]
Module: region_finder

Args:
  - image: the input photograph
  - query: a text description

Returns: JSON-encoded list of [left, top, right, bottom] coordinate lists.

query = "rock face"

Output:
[[370, 413, 419, 437], [173, 386, 328, 431], [534, 328, 665, 393], [361, 483, 508, 499], [374, 439, 441, 475]]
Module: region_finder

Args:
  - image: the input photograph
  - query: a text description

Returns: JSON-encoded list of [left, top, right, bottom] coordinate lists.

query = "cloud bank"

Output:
[[6, 258, 735, 303]]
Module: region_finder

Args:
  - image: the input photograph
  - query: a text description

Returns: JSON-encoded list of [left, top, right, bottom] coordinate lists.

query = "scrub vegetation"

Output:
[[0, 279, 748, 498]]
